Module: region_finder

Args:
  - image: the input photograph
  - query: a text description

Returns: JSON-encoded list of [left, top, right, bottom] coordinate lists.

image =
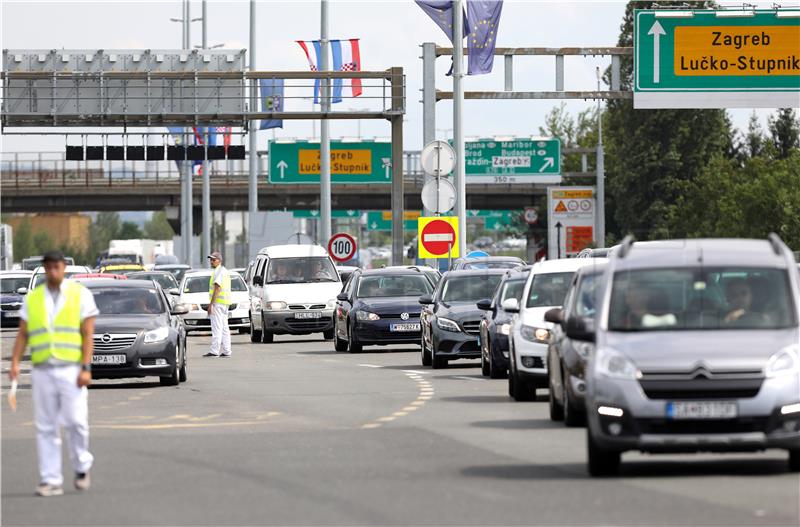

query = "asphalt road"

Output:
[[2, 328, 799, 526]]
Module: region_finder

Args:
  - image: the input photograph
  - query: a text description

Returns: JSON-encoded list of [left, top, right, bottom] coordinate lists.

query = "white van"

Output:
[[248, 244, 341, 343]]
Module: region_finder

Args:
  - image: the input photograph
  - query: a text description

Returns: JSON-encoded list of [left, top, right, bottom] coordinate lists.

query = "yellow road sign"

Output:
[[418, 216, 460, 259]]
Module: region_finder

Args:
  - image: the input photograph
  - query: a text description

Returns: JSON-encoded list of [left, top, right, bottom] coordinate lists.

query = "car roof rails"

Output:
[[616, 235, 636, 259], [767, 233, 784, 256]]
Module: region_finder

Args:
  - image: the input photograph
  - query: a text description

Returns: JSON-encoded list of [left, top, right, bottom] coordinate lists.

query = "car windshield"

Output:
[[91, 287, 164, 315], [608, 267, 796, 331], [423, 270, 441, 285], [463, 261, 521, 270], [441, 274, 503, 303], [159, 266, 190, 282], [500, 278, 526, 303], [32, 272, 84, 289], [526, 272, 574, 308], [183, 274, 247, 293], [357, 274, 433, 298], [573, 273, 603, 318], [1, 277, 29, 294], [231, 275, 247, 292], [129, 273, 177, 290], [102, 267, 142, 276], [266, 257, 338, 284]]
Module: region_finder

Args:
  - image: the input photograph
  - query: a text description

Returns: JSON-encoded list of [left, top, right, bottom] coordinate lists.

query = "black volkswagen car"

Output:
[[334, 268, 434, 353], [420, 269, 506, 369], [83, 280, 189, 386], [477, 267, 530, 379]]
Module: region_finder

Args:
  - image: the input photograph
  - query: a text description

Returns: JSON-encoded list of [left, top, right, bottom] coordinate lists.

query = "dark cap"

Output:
[[207, 251, 222, 261], [42, 250, 66, 264]]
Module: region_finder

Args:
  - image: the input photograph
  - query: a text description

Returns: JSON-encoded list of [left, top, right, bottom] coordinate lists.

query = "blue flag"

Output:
[[415, 1, 470, 44], [259, 79, 284, 130], [466, 0, 503, 75]]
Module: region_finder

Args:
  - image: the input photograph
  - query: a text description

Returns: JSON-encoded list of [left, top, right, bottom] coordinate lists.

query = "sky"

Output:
[[0, 0, 789, 158]]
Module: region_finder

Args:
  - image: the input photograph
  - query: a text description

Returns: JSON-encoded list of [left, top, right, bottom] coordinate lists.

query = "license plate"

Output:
[[666, 401, 738, 420], [391, 323, 421, 332], [92, 354, 126, 365], [295, 311, 322, 319], [3, 311, 20, 317]]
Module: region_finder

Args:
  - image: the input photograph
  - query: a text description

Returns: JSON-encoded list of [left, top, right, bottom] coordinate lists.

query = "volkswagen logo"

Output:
[[101, 333, 112, 343], [400, 312, 410, 320]]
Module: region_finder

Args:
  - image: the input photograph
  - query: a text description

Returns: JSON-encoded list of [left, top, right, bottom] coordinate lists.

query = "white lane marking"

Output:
[[376, 416, 396, 422], [451, 376, 487, 382], [357, 363, 381, 368], [402, 370, 430, 375], [362, 423, 382, 429]]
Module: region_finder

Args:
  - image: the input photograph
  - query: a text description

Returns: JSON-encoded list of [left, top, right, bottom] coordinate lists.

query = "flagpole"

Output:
[[248, 0, 258, 261], [201, 0, 211, 259], [453, 0, 467, 258], [320, 0, 332, 246]]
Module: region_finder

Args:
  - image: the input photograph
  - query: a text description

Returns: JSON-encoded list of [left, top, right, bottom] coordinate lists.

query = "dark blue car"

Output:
[[477, 267, 530, 378], [334, 268, 435, 353]]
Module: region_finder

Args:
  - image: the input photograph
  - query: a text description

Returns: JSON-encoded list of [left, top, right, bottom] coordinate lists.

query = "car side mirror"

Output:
[[252, 275, 263, 286], [501, 298, 519, 313], [544, 308, 564, 325], [476, 298, 492, 311], [419, 294, 434, 305], [565, 316, 595, 343], [16, 287, 28, 295], [171, 303, 190, 315], [336, 292, 349, 302], [168, 288, 180, 296]]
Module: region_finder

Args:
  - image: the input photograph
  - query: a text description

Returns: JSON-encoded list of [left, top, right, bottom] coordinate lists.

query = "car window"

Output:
[[572, 273, 602, 319], [130, 273, 177, 290], [1, 277, 29, 293], [183, 276, 209, 294], [526, 272, 574, 308], [266, 257, 338, 284], [357, 275, 433, 298], [231, 275, 248, 292], [92, 287, 165, 315], [441, 275, 503, 303], [608, 267, 796, 331], [463, 261, 521, 270], [500, 278, 526, 304]]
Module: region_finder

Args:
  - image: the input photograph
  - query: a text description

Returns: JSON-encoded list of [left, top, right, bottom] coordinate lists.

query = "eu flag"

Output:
[[466, 0, 503, 75]]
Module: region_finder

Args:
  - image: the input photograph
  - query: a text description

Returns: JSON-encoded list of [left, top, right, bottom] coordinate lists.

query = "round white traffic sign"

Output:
[[328, 233, 357, 263], [524, 207, 538, 224], [420, 140, 456, 177], [421, 178, 457, 215]]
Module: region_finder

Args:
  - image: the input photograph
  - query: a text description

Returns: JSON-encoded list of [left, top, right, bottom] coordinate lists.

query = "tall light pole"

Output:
[[247, 0, 258, 261], [319, 0, 332, 246], [183, 0, 194, 266], [452, 0, 466, 257], [201, 0, 211, 258], [596, 66, 605, 247]]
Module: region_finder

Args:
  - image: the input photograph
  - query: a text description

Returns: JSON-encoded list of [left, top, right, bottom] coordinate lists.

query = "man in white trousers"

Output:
[[203, 251, 232, 358], [9, 251, 98, 497]]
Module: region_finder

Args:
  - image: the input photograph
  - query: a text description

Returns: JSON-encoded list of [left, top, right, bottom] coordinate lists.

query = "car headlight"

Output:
[[356, 310, 380, 321], [765, 346, 800, 378], [265, 301, 287, 311], [574, 341, 595, 360], [436, 317, 460, 332], [326, 299, 337, 309], [595, 347, 640, 380], [143, 326, 170, 344], [499, 323, 511, 336], [520, 325, 550, 343], [188, 304, 200, 311]]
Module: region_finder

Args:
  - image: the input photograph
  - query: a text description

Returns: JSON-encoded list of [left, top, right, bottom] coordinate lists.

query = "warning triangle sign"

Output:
[[555, 201, 568, 213]]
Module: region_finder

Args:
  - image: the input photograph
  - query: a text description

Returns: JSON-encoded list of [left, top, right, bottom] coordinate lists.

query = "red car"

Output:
[[72, 273, 128, 280]]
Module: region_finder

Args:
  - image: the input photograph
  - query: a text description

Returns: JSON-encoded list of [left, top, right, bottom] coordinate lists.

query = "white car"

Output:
[[178, 269, 251, 334], [504, 257, 608, 401], [26, 265, 92, 293], [248, 244, 342, 343]]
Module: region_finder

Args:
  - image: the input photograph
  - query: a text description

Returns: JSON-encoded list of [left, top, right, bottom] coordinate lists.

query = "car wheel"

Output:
[[549, 367, 564, 421], [261, 316, 273, 343], [510, 370, 534, 402], [480, 341, 490, 377], [789, 449, 800, 472], [160, 348, 180, 386], [250, 312, 262, 342], [431, 350, 447, 369], [587, 428, 621, 477], [489, 341, 506, 379], [421, 333, 432, 366], [238, 328, 249, 335], [347, 321, 362, 353], [563, 368, 584, 427], [334, 330, 348, 352], [323, 329, 335, 340], [178, 342, 188, 382]]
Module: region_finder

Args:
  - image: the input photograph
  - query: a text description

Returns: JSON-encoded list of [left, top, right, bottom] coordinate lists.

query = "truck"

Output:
[[107, 239, 174, 267]]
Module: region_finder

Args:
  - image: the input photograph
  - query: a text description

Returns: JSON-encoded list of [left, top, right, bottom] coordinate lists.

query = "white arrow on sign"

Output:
[[276, 160, 288, 179], [382, 158, 391, 179], [648, 21, 666, 84], [370, 222, 378, 229], [468, 210, 480, 217], [346, 210, 356, 216], [539, 157, 555, 173], [310, 210, 319, 217]]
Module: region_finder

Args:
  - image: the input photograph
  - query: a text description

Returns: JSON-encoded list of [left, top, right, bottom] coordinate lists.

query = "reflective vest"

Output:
[[27, 281, 84, 365], [209, 267, 231, 305]]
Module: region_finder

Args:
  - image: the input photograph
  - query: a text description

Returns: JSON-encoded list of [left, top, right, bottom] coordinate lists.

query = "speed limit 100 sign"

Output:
[[328, 233, 357, 262]]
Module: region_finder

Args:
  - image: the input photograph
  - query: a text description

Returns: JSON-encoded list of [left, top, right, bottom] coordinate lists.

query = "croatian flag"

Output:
[[297, 39, 362, 104]]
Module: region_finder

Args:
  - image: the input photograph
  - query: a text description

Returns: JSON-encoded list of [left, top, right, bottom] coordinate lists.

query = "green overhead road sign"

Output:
[[634, 9, 800, 109], [292, 210, 362, 219], [268, 140, 392, 184], [464, 138, 561, 184], [467, 209, 517, 219], [366, 211, 418, 231]]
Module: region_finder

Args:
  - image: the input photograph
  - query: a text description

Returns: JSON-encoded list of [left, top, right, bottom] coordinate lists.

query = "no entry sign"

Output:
[[418, 217, 460, 259], [328, 233, 357, 263]]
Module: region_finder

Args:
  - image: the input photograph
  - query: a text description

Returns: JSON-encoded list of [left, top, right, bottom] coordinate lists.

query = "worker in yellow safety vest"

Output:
[[203, 251, 232, 357], [9, 251, 99, 497]]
